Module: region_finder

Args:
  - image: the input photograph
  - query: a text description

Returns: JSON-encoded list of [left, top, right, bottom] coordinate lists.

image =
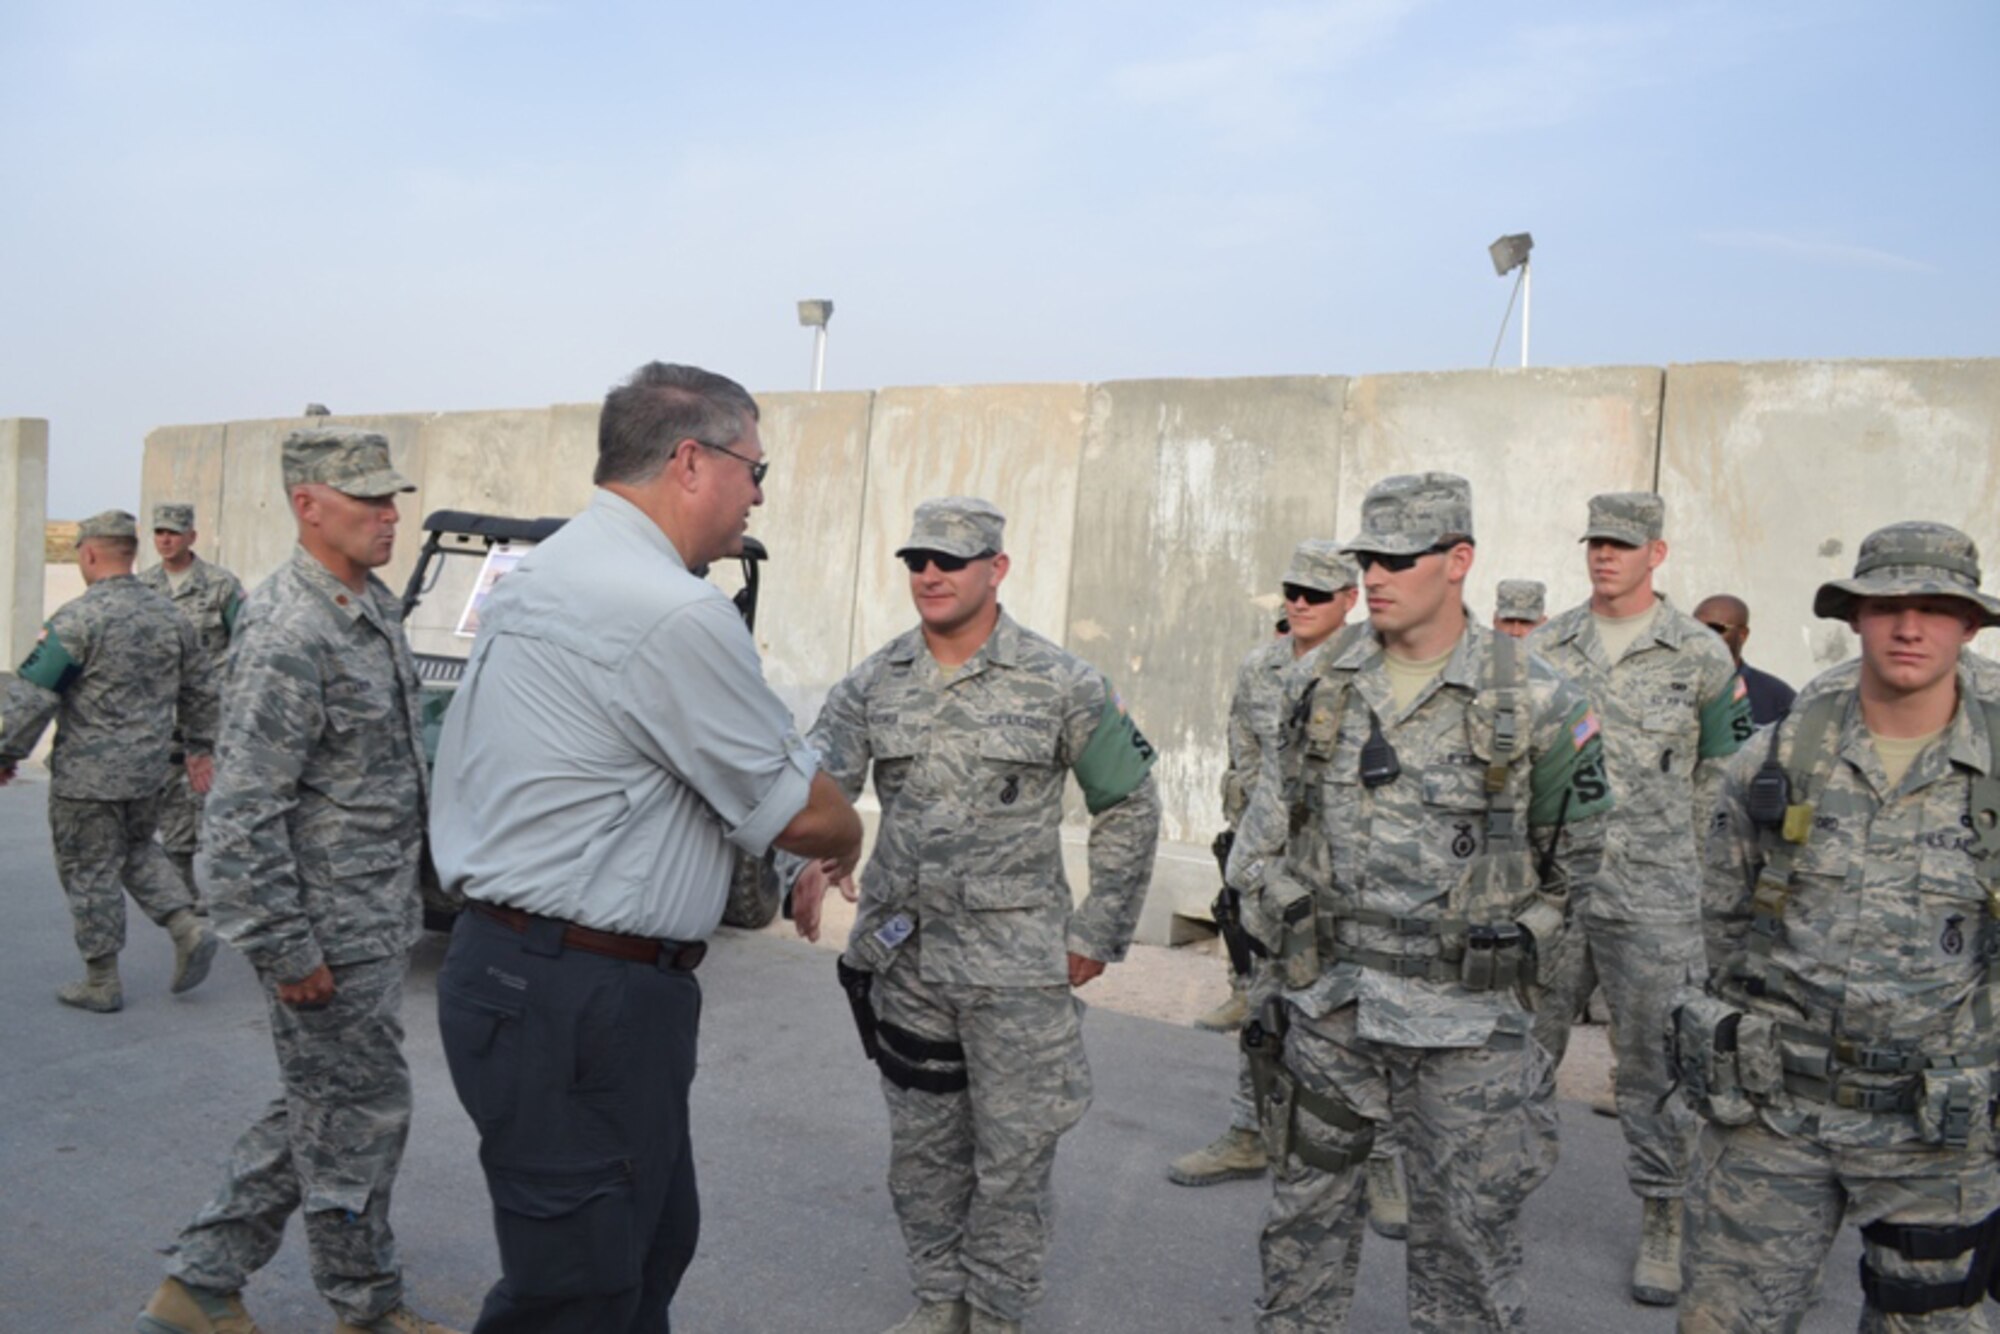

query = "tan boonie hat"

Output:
[[281, 427, 416, 497], [1342, 472, 1474, 557], [77, 509, 138, 541], [896, 496, 1005, 560], [1813, 521, 2000, 628], [1582, 492, 1665, 546], [1495, 578, 1546, 621], [1283, 539, 1358, 594], [153, 502, 194, 533]]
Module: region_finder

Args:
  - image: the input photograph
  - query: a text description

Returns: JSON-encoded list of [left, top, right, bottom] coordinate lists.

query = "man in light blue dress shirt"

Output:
[[430, 362, 863, 1334]]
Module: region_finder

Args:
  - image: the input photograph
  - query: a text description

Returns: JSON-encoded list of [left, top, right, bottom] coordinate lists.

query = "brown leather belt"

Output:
[[472, 901, 707, 972]]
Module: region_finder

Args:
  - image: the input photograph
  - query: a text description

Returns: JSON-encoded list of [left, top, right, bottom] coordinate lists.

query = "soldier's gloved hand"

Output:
[[185, 752, 214, 795], [277, 963, 336, 1008], [0, 763, 15, 787], [1068, 952, 1106, 988]]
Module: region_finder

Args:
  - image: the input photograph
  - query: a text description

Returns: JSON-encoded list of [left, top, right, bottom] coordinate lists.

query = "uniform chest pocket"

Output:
[[324, 677, 396, 734], [1915, 824, 1990, 970], [978, 724, 1059, 766], [1640, 705, 1693, 777], [868, 723, 922, 762], [1421, 767, 1490, 869]]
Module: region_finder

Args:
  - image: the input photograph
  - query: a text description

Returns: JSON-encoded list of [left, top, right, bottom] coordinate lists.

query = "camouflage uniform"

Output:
[[160, 431, 430, 1327], [138, 503, 246, 894], [1228, 474, 1612, 1333], [807, 498, 1161, 1326], [1680, 523, 2000, 1333], [0, 511, 216, 977], [1529, 493, 1751, 1211], [1185, 544, 1400, 1187]]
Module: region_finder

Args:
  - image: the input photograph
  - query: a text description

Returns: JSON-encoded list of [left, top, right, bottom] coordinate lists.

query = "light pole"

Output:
[[797, 299, 833, 391], [1487, 233, 1533, 368]]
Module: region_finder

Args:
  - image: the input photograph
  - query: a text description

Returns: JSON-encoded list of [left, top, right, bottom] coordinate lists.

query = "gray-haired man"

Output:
[[431, 362, 861, 1334]]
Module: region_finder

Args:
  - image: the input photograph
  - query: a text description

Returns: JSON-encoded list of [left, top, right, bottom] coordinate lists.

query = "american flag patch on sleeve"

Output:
[[1572, 711, 1601, 749]]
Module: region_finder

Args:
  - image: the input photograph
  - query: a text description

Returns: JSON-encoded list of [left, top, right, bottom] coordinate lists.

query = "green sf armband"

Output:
[[1074, 696, 1156, 814], [16, 627, 81, 694], [1699, 673, 1755, 758], [222, 593, 242, 637], [1528, 702, 1613, 825]]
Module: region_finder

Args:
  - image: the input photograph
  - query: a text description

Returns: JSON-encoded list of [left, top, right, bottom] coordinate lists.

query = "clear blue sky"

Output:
[[4, 0, 1995, 518]]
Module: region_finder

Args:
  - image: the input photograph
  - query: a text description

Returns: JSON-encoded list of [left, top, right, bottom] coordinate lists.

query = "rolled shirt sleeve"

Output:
[[614, 599, 816, 859]]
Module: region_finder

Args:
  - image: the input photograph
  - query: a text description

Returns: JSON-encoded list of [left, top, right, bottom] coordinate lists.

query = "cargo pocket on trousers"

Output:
[[489, 1161, 639, 1298], [438, 983, 524, 1135]]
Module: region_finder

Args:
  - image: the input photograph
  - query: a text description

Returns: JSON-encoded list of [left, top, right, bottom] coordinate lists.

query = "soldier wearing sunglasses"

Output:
[[787, 496, 1162, 1334], [1225, 472, 1611, 1332], [1171, 540, 1411, 1238]]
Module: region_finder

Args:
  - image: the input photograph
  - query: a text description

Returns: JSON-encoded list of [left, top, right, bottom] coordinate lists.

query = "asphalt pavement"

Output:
[[0, 774, 1864, 1332]]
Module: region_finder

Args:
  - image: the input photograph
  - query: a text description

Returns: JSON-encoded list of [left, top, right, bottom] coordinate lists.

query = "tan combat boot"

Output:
[[136, 1276, 262, 1333], [1365, 1152, 1409, 1240], [57, 954, 123, 1013], [968, 1307, 1023, 1334], [333, 1307, 463, 1333], [1194, 984, 1249, 1033], [1631, 1197, 1684, 1305], [167, 909, 221, 995], [884, 1298, 970, 1334], [1167, 1125, 1267, 1186]]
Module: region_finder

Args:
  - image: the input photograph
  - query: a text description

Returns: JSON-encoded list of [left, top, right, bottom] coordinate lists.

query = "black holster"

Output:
[[836, 958, 880, 1062]]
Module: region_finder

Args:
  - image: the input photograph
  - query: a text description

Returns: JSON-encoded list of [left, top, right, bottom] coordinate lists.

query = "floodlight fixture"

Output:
[[1486, 232, 1534, 368], [1488, 232, 1533, 277], [797, 299, 834, 389]]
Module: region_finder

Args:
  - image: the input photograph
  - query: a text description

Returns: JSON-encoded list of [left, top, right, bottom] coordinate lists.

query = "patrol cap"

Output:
[[77, 509, 138, 541], [153, 502, 194, 533], [281, 427, 416, 498], [1813, 521, 2000, 628], [1342, 472, 1474, 557], [896, 496, 1005, 560], [1282, 539, 1358, 594], [1495, 579, 1546, 622], [1581, 492, 1665, 546]]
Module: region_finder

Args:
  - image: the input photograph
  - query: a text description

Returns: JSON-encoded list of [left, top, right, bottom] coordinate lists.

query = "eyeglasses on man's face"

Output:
[[1353, 541, 1459, 574], [697, 439, 769, 486], [901, 550, 993, 575], [1282, 583, 1337, 606]]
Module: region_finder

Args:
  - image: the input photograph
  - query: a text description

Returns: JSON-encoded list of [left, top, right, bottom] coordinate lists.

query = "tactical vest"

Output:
[[1720, 687, 2000, 1111], [1273, 633, 1563, 992]]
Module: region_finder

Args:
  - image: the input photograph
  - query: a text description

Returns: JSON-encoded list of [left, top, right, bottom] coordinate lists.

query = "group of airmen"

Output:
[[4, 377, 1999, 1333]]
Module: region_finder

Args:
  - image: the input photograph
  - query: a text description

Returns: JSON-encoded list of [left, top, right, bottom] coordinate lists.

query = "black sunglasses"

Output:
[[1353, 541, 1459, 574], [1282, 583, 1337, 605], [697, 439, 769, 486], [901, 549, 993, 574], [1701, 621, 1733, 637]]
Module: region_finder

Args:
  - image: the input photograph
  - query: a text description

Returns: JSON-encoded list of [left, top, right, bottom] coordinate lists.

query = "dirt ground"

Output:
[[759, 894, 1617, 1105]]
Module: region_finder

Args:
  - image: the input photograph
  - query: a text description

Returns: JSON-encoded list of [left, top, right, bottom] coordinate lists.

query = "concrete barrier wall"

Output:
[[1657, 360, 2000, 684], [130, 357, 2000, 932], [1, 419, 49, 665]]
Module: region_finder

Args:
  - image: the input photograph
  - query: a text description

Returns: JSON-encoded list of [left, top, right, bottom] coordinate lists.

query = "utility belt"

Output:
[[1251, 872, 1561, 997], [1670, 994, 1996, 1146], [835, 959, 968, 1095]]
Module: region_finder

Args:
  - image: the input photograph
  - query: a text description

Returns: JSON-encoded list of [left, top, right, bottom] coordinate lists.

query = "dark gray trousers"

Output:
[[439, 908, 702, 1334]]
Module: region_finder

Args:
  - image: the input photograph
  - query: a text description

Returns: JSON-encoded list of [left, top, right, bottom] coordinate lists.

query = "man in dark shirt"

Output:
[[1694, 593, 1795, 725]]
